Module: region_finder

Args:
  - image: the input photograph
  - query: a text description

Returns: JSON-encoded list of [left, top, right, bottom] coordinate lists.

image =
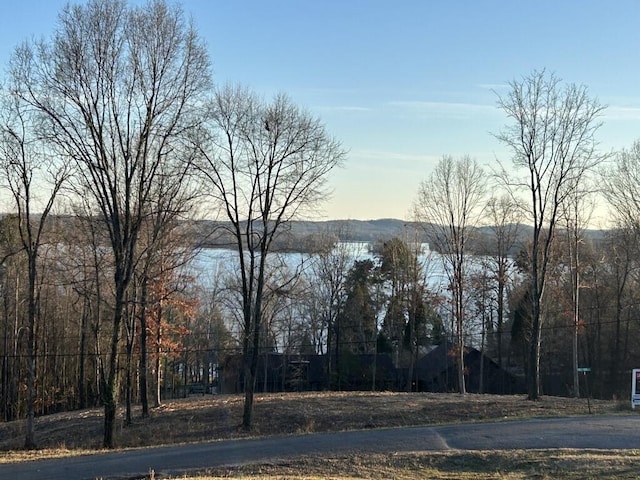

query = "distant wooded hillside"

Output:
[[193, 218, 609, 255]]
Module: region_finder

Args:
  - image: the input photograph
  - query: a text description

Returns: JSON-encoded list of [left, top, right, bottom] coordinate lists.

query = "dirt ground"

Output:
[[0, 391, 623, 452]]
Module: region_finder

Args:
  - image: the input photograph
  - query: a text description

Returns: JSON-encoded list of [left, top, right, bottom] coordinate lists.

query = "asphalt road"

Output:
[[2, 415, 640, 480]]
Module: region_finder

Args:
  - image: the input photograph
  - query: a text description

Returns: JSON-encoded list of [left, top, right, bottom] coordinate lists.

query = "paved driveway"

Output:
[[2, 415, 639, 480]]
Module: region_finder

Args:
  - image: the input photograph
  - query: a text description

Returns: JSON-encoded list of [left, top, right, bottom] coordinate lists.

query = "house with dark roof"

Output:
[[415, 343, 525, 394], [218, 346, 523, 394]]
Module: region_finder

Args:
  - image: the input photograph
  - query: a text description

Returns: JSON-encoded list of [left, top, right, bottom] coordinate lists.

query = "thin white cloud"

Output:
[[387, 100, 497, 119], [477, 83, 509, 91], [313, 105, 372, 113], [602, 105, 640, 121]]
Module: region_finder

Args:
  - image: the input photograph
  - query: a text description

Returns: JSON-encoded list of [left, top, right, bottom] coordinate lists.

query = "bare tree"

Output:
[[485, 195, 522, 368], [495, 70, 606, 400], [414, 155, 487, 394], [8, 0, 211, 447], [601, 141, 640, 232], [0, 90, 70, 448], [197, 84, 345, 429], [60, 202, 111, 411], [600, 141, 640, 392], [562, 177, 596, 398], [136, 165, 200, 417], [0, 216, 24, 423], [598, 226, 639, 395]]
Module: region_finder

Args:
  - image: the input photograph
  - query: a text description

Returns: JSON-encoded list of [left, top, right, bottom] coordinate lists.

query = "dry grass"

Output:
[[0, 391, 620, 453], [191, 449, 640, 480]]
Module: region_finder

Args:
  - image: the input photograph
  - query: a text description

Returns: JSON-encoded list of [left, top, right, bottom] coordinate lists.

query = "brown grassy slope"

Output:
[[0, 391, 622, 452]]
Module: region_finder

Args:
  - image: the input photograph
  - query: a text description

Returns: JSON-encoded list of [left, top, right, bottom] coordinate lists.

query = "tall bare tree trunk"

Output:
[[528, 270, 543, 399], [78, 297, 89, 409], [103, 274, 128, 448], [24, 256, 37, 449], [139, 315, 149, 417]]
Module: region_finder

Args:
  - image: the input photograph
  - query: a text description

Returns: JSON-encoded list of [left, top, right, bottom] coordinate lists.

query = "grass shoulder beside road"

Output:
[[195, 449, 640, 480]]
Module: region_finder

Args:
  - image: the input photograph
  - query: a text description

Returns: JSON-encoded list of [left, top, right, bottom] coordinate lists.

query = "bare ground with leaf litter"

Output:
[[0, 391, 620, 453]]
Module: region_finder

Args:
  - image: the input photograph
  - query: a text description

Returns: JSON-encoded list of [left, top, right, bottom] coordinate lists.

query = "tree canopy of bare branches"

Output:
[[495, 69, 606, 400], [414, 155, 487, 394], [197, 84, 345, 428], [0, 81, 72, 449], [7, 0, 211, 447], [601, 140, 640, 232], [484, 195, 522, 369]]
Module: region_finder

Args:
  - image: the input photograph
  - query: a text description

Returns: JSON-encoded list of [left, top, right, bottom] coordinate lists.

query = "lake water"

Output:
[[190, 242, 485, 297]]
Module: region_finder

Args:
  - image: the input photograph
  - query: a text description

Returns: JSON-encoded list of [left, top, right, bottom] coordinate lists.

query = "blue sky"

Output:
[[1, 1, 639, 222]]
